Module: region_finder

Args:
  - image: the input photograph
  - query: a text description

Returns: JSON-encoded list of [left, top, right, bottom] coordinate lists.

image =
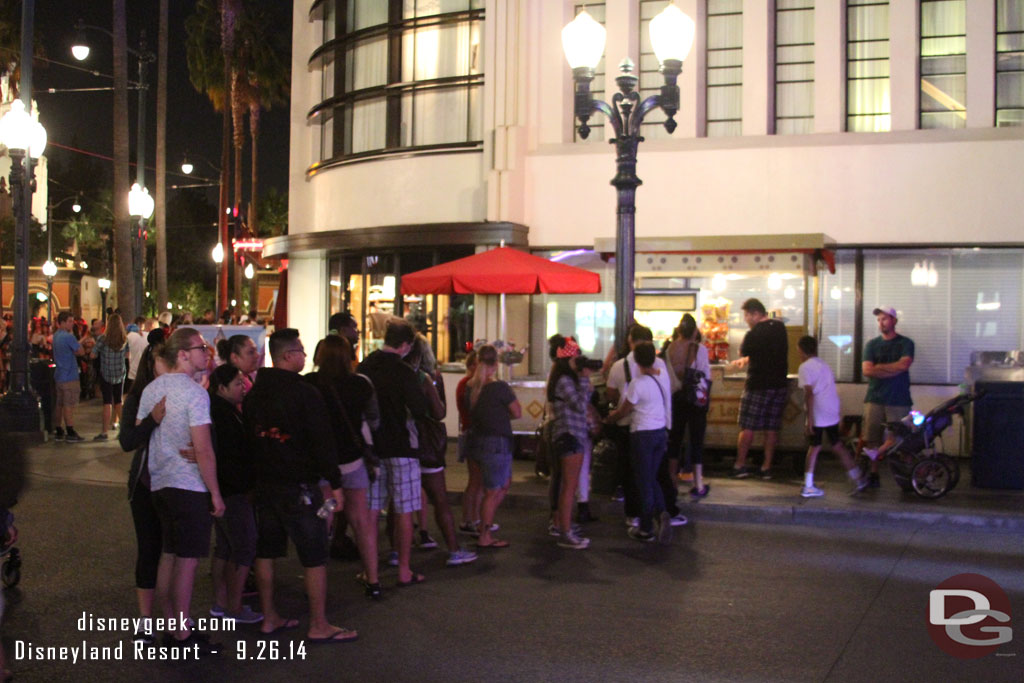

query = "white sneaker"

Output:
[[547, 522, 582, 537], [801, 485, 825, 498], [446, 548, 478, 566], [557, 532, 590, 550], [624, 517, 640, 528], [863, 448, 880, 462], [668, 513, 689, 527]]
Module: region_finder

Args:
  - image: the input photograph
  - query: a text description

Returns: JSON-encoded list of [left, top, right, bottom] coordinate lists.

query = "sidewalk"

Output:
[[27, 399, 1024, 533]]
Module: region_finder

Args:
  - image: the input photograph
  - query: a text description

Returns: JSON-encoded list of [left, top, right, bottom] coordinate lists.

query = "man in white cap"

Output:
[[861, 306, 914, 487]]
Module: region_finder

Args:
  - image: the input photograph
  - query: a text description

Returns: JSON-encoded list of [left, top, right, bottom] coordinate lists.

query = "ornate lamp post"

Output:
[[0, 0, 48, 431], [97, 278, 111, 323], [42, 259, 57, 323], [211, 242, 224, 317], [128, 182, 154, 315], [562, 3, 696, 348]]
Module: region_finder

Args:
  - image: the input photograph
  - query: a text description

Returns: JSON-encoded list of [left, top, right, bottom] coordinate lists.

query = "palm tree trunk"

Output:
[[155, 0, 168, 312], [112, 0, 134, 321], [231, 68, 245, 223], [248, 99, 259, 236], [219, 0, 239, 314]]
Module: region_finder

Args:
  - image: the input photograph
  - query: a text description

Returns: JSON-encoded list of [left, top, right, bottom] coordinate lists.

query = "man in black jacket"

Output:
[[244, 328, 356, 643], [358, 320, 428, 586]]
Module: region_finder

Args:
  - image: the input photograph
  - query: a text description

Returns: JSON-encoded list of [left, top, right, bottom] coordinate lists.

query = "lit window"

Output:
[[706, 0, 743, 137], [997, 0, 1024, 126], [847, 0, 890, 132], [775, 0, 814, 135], [920, 0, 966, 129]]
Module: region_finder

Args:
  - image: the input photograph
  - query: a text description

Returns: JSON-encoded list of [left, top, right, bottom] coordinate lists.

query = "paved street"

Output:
[[3, 469, 1023, 682]]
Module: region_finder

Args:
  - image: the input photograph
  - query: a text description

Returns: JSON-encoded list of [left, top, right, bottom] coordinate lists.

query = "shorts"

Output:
[[808, 424, 840, 447], [99, 377, 124, 405], [466, 434, 513, 490], [254, 484, 329, 568], [339, 459, 371, 490], [152, 487, 213, 558], [738, 387, 789, 432], [368, 457, 422, 513], [55, 380, 79, 411], [863, 403, 911, 447], [552, 433, 584, 459], [212, 493, 257, 566]]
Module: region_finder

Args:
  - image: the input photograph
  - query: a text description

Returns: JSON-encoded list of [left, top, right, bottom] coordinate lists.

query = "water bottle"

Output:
[[316, 497, 338, 519]]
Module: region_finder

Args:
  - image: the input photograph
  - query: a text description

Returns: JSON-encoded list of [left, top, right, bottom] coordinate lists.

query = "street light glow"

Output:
[[98, 278, 111, 291], [244, 263, 254, 279], [0, 99, 47, 158], [128, 183, 155, 219], [648, 3, 696, 64], [212, 243, 224, 264], [42, 260, 58, 278], [561, 10, 606, 69], [181, 160, 194, 175]]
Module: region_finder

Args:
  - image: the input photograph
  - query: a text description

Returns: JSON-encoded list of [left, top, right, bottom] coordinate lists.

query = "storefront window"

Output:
[[818, 250, 857, 382], [996, 0, 1024, 126]]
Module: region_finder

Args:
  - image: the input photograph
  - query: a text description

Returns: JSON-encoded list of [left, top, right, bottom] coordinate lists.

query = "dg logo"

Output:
[[928, 573, 1013, 659]]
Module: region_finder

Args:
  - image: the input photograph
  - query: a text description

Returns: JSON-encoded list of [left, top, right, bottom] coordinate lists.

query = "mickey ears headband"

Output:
[[556, 336, 580, 358]]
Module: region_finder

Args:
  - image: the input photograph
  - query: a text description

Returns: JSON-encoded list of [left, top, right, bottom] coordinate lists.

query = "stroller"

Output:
[[867, 392, 982, 499]]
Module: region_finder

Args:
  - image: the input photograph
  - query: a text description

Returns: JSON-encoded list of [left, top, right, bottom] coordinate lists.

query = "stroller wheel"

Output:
[[933, 453, 961, 490], [910, 458, 952, 499]]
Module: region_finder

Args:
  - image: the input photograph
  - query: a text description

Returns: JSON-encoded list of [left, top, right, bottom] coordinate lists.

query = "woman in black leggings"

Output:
[[118, 330, 167, 643]]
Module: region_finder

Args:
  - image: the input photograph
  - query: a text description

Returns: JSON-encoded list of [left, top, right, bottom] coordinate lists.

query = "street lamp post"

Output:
[[212, 242, 224, 317], [128, 181, 154, 315], [42, 259, 57, 323], [43, 193, 81, 322], [73, 20, 155, 320], [98, 278, 111, 323], [0, 0, 47, 432], [562, 4, 695, 349]]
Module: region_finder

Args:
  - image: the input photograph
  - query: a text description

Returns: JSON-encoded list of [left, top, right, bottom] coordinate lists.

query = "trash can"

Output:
[[966, 351, 1024, 490], [29, 359, 55, 434]]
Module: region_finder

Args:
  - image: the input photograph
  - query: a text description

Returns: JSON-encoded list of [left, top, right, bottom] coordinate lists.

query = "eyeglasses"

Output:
[[185, 344, 209, 352]]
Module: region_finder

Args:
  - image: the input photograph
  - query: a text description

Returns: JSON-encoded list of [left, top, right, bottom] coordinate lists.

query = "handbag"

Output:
[[414, 371, 448, 469], [682, 367, 710, 409]]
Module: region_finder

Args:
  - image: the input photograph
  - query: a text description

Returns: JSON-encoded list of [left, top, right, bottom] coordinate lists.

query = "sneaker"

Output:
[[458, 522, 479, 537], [689, 485, 710, 499], [223, 605, 263, 624], [132, 618, 155, 645], [386, 550, 399, 567], [53, 428, 65, 442], [730, 467, 751, 479], [627, 527, 655, 543], [548, 522, 582, 537], [867, 473, 880, 489], [557, 531, 590, 549], [667, 512, 689, 527], [657, 512, 673, 544], [64, 430, 85, 443], [611, 486, 625, 502], [801, 485, 825, 498], [850, 475, 871, 495], [446, 548, 478, 567], [759, 468, 772, 480], [364, 582, 382, 600], [624, 516, 640, 528], [418, 530, 439, 549], [93, 433, 108, 441], [863, 447, 880, 462], [209, 605, 225, 617]]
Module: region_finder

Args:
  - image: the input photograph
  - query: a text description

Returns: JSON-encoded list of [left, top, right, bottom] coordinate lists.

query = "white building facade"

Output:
[[276, 0, 1024, 427]]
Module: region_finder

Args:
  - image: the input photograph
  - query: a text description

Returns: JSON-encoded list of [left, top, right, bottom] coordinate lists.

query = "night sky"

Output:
[[31, 0, 291, 202]]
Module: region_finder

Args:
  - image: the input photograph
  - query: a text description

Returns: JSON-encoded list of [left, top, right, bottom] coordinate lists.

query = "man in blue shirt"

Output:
[[52, 311, 86, 442], [862, 306, 915, 487]]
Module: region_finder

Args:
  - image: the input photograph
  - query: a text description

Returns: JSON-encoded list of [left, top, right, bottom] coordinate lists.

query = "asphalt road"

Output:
[[3, 476, 1022, 682]]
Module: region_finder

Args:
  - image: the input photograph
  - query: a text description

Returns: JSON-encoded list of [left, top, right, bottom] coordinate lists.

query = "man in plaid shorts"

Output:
[[358, 320, 428, 586], [731, 298, 789, 479]]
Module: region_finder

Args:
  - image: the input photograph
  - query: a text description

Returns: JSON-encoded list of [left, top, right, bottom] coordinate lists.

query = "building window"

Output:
[[847, 0, 890, 132], [775, 0, 815, 135], [313, 0, 484, 164], [997, 0, 1024, 126], [638, 0, 673, 140], [920, 0, 966, 129], [574, 2, 607, 142], [706, 0, 743, 137]]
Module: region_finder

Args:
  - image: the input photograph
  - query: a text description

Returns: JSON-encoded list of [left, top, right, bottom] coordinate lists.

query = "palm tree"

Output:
[[155, 0, 168, 311], [112, 0, 134, 321]]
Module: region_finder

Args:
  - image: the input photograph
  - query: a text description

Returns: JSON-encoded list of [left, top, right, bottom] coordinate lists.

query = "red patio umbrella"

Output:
[[399, 247, 601, 296]]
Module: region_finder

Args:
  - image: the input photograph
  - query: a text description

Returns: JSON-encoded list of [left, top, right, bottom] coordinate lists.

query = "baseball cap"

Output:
[[872, 306, 898, 319]]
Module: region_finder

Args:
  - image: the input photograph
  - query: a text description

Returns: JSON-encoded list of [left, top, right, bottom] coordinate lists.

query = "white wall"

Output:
[[523, 128, 1024, 248]]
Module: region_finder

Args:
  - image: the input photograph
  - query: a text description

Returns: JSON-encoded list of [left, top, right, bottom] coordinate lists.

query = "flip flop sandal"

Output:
[[261, 618, 300, 636], [308, 628, 359, 644], [396, 573, 426, 587]]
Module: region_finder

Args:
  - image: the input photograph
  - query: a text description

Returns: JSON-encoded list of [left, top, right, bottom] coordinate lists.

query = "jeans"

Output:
[[629, 428, 668, 533]]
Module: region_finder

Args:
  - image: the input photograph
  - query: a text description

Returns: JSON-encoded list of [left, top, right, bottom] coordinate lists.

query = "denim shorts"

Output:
[[339, 459, 370, 491], [467, 434, 513, 490]]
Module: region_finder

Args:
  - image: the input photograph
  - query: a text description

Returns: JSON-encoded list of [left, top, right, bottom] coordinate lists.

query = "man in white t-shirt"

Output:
[[797, 336, 868, 497], [125, 317, 156, 394], [606, 326, 683, 528], [605, 341, 675, 544]]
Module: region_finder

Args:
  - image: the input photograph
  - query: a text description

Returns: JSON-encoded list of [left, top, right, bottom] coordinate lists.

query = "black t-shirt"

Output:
[[305, 371, 375, 465], [465, 381, 516, 437], [357, 350, 427, 458], [740, 318, 789, 390]]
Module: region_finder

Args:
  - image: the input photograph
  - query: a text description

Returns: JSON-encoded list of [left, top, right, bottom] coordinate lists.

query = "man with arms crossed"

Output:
[[861, 306, 915, 487]]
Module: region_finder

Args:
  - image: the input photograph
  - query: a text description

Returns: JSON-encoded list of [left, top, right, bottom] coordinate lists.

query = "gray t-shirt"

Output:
[[138, 373, 212, 493]]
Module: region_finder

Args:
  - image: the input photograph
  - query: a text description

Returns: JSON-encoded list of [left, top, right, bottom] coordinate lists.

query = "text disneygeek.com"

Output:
[[13, 612, 237, 663]]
